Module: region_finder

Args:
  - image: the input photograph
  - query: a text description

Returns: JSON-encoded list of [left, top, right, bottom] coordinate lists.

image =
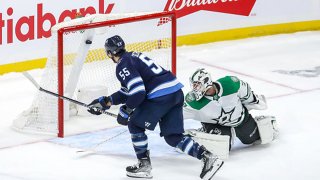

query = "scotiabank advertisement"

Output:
[[0, 0, 320, 65]]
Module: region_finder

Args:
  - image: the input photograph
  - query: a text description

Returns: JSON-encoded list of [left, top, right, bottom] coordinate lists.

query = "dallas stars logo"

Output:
[[212, 107, 235, 125]]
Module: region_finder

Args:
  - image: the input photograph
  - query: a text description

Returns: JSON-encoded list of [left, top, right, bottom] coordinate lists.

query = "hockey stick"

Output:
[[22, 72, 117, 118]]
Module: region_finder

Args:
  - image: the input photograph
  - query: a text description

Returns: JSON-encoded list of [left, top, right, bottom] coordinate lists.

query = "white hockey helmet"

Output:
[[189, 68, 213, 101]]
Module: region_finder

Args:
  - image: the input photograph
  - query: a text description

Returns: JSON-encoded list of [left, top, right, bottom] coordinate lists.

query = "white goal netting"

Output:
[[13, 12, 175, 136]]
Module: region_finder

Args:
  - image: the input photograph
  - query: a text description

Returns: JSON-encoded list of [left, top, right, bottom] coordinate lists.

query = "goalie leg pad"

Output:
[[185, 129, 230, 160], [254, 116, 279, 144]]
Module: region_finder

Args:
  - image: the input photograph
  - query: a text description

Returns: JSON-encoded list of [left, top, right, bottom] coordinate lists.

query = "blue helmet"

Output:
[[104, 35, 125, 55]]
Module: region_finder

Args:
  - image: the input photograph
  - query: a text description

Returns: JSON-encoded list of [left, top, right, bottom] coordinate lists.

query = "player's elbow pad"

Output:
[[110, 91, 128, 105]]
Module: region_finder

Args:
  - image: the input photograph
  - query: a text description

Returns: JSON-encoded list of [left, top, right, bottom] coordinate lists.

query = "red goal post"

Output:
[[13, 11, 177, 137]]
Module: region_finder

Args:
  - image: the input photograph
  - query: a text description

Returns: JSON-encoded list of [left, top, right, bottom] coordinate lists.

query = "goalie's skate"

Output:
[[200, 150, 224, 180], [126, 152, 152, 179]]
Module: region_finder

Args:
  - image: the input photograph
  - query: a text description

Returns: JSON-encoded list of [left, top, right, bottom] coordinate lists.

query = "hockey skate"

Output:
[[126, 151, 152, 179], [200, 150, 224, 180]]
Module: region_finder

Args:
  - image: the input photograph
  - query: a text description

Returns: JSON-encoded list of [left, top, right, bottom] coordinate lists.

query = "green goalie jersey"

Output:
[[183, 76, 267, 127]]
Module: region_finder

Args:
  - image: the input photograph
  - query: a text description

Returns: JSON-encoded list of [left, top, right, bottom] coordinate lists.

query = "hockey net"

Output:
[[12, 12, 176, 137]]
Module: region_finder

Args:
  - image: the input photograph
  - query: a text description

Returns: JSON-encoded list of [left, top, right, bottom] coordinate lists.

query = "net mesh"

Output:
[[13, 13, 173, 135]]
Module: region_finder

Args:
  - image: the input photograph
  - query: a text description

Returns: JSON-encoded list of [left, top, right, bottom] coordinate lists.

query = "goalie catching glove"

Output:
[[117, 105, 133, 125], [87, 96, 112, 115]]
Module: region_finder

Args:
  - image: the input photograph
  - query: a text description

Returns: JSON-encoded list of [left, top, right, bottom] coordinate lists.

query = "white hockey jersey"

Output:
[[183, 76, 267, 127]]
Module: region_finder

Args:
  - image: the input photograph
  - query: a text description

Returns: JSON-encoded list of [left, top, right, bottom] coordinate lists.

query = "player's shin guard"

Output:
[[176, 136, 205, 159], [127, 132, 152, 178], [131, 132, 149, 159]]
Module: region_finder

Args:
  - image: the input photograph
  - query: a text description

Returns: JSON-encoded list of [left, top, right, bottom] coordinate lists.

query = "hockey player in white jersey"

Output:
[[183, 68, 279, 158]]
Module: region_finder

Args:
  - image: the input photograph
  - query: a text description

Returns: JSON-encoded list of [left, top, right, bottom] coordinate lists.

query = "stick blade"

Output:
[[22, 71, 41, 89]]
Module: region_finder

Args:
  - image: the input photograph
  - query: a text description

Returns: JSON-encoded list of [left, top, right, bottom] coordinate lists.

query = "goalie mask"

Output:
[[189, 68, 213, 101]]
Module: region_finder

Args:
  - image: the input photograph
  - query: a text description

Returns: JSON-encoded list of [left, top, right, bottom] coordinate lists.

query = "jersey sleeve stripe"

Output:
[[127, 77, 143, 90], [148, 78, 181, 95], [147, 79, 183, 99], [128, 85, 146, 95]]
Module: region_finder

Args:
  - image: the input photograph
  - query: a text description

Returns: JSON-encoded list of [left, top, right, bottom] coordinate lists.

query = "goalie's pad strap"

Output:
[[185, 129, 230, 160], [254, 116, 277, 144]]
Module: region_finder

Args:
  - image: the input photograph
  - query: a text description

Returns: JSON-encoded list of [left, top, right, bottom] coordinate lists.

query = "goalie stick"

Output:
[[22, 71, 117, 118]]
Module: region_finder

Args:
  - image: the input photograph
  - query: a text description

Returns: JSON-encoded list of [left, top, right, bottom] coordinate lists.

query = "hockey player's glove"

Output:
[[117, 105, 133, 125], [87, 96, 112, 115]]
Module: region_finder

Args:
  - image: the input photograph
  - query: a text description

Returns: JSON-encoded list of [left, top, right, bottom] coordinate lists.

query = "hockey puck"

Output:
[[85, 40, 92, 44]]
